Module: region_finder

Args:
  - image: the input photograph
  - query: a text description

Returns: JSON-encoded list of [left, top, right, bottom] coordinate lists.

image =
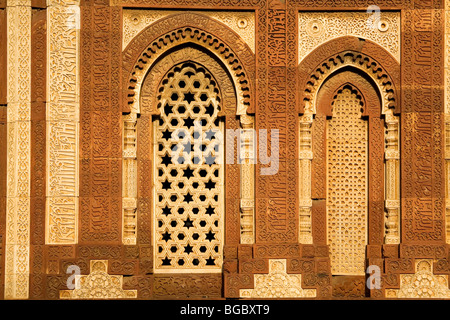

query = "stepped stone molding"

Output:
[[239, 259, 317, 298], [45, 0, 80, 244], [298, 11, 401, 63]]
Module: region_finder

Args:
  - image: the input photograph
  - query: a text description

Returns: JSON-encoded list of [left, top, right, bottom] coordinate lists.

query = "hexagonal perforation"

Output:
[[327, 87, 368, 276]]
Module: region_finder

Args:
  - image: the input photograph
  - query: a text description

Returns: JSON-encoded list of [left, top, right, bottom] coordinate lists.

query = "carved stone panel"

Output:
[[326, 86, 368, 276], [46, 1, 80, 245], [298, 11, 401, 63], [123, 9, 255, 53], [153, 62, 224, 273]]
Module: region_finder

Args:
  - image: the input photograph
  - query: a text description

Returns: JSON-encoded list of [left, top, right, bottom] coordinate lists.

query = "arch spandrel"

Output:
[[153, 61, 225, 272], [298, 36, 400, 116], [122, 12, 256, 116], [122, 15, 257, 248]]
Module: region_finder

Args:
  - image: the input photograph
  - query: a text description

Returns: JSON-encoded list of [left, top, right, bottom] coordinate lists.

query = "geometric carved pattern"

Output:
[[123, 111, 138, 245], [384, 111, 400, 244], [45, 0, 79, 244], [239, 259, 317, 298], [327, 86, 367, 276], [154, 62, 223, 272], [5, 2, 32, 300], [298, 11, 400, 63], [60, 260, 137, 300], [123, 10, 255, 53], [385, 260, 450, 299]]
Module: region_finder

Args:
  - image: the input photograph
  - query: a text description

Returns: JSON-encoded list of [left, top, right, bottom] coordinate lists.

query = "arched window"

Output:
[[153, 62, 224, 272], [121, 14, 257, 277], [298, 47, 401, 276]]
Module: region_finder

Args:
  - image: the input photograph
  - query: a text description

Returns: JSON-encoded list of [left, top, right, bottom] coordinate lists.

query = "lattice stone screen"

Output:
[[153, 62, 224, 273], [326, 87, 368, 276]]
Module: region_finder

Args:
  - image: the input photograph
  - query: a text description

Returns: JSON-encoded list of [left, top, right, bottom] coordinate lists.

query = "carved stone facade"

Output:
[[0, 0, 449, 300]]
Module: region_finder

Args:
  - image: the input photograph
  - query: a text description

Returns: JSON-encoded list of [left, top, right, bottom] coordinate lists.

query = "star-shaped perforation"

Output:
[[155, 63, 224, 270]]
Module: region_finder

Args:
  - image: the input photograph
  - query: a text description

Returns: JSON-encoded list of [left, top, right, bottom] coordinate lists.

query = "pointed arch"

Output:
[[122, 11, 256, 116], [298, 36, 400, 116], [121, 15, 257, 259], [297, 37, 401, 257]]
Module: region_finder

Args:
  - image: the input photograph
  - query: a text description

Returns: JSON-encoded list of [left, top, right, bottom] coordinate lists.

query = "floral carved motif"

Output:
[[386, 260, 450, 299], [298, 11, 400, 63], [240, 259, 317, 298], [60, 260, 137, 299]]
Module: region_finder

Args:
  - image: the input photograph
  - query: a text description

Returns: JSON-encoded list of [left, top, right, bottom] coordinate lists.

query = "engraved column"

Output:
[[45, 0, 80, 244], [298, 114, 313, 244], [122, 113, 137, 245], [240, 114, 255, 244], [4, 0, 32, 299]]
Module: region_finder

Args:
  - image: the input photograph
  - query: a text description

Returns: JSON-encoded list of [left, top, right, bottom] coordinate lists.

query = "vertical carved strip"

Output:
[[402, 0, 443, 243], [5, 1, 31, 299], [0, 8, 7, 301], [122, 112, 137, 245], [327, 87, 367, 275], [0, 8, 5, 106], [385, 111, 400, 244], [368, 117, 385, 245], [445, 0, 450, 244], [240, 114, 255, 244], [46, 0, 80, 244], [446, 115, 450, 243], [311, 113, 327, 245], [298, 114, 312, 244], [30, 9, 46, 299]]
